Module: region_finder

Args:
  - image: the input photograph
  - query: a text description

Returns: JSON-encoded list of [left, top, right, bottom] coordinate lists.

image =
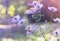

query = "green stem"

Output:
[[38, 25, 47, 41]]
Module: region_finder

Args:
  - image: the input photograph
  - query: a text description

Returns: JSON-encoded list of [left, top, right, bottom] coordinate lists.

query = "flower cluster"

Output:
[[26, 1, 44, 23], [11, 15, 36, 35], [26, 1, 43, 14], [11, 1, 59, 35], [11, 15, 26, 26], [26, 7, 36, 14]]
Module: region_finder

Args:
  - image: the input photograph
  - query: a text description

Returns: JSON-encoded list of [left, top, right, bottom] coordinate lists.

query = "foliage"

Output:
[[8, 4, 15, 17], [0, 4, 6, 18]]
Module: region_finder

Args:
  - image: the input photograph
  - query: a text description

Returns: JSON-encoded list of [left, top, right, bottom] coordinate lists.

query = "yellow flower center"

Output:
[[28, 27, 32, 31]]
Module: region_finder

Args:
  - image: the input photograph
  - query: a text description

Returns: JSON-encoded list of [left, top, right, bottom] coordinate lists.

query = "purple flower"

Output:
[[53, 18, 60, 23], [34, 4, 43, 10], [26, 31, 32, 35], [26, 3, 43, 14], [48, 7, 58, 12], [52, 28, 60, 36], [53, 18, 58, 22], [56, 18, 60, 20], [30, 1, 40, 6], [11, 15, 20, 23], [25, 24, 36, 35], [27, 1, 43, 14], [58, 20, 60, 23], [26, 8, 36, 14], [30, 1, 43, 10], [17, 19, 26, 26], [26, 10, 33, 14], [56, 18, 60, 23]]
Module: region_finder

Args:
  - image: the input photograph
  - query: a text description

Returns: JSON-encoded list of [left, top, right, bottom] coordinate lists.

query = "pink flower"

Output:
[[48, 7, 58, 12]]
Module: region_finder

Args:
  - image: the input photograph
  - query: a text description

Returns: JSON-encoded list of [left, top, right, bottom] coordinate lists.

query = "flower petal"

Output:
[[48, 7, 57, 12], [11, 15, 20, 23]]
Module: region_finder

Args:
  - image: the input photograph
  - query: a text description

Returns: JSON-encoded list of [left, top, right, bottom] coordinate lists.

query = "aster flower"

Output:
[[17, 19, 26, 26], [27, 1, 43, 14], [30, 1, 43, 10], [48, 7, 58, 12], [52, 28, 60, 36], [56, 18, 60, 23], [57, 19, 60, 23], [25, 24, 36, 35], [11, 15, 20, 23], [26, 10, 32, 14], [56, 18, 60, 21], [53, 18, 58, 22], [34, 4, 43, 10], [26, 31, 32, 35], [26, 8, 36, 14], [53, 18, 60, 23], [30, 1, 40, 6]]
